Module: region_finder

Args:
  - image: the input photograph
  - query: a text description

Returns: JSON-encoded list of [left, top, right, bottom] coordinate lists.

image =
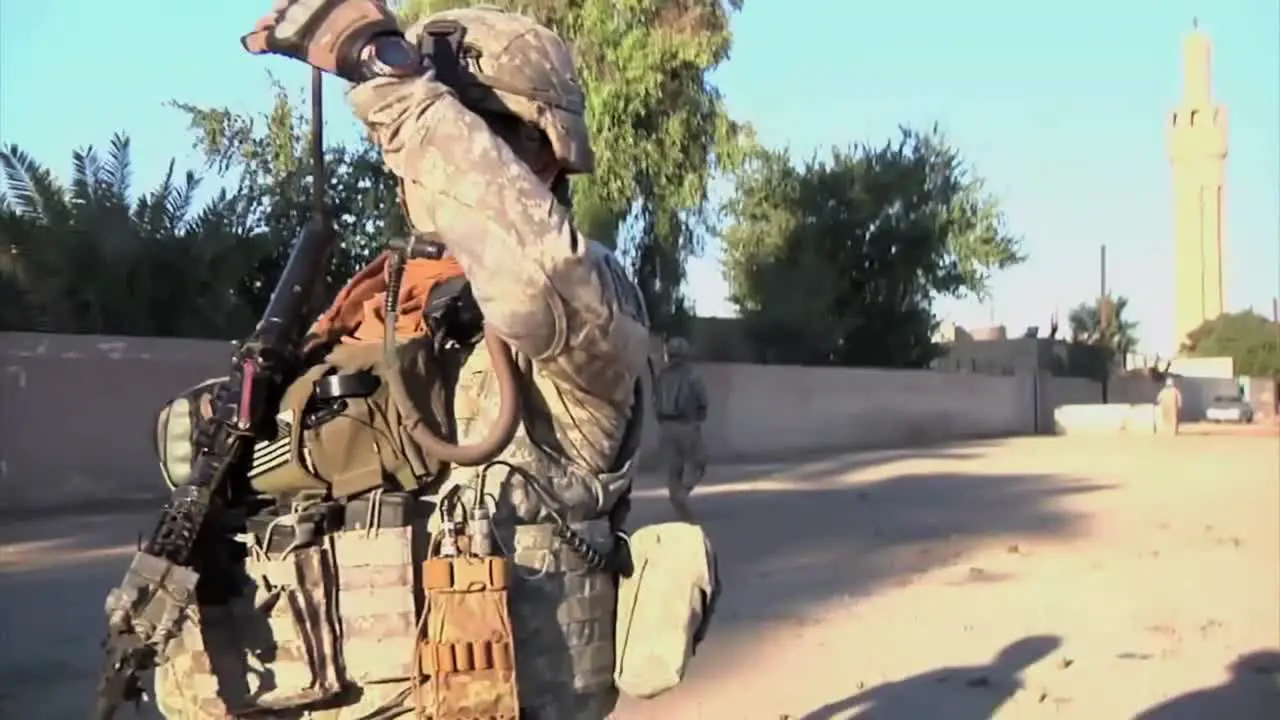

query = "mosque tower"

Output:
[[1167, 19, 1228, 351]]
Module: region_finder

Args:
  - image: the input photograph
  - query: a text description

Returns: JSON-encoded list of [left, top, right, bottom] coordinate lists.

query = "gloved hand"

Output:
[[240, 0, 402, 82]]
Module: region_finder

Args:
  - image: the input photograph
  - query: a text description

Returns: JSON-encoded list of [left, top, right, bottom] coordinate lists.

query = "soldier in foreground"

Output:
[[140, 3, 718, 719], [654, 336, 710, 522]]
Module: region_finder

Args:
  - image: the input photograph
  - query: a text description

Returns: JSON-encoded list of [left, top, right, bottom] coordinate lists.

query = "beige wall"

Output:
[[638, 363, 1037, 463], [1039, 376, 1103, 431], [1241, 376, 1278, 418], [3, 333, 1049, 512], [1054, 403, 1158, 436], [1, 333, 231, 512]]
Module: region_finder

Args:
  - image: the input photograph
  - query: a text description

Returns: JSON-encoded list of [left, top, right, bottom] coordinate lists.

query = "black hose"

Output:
[[382, 246, 521, 467]]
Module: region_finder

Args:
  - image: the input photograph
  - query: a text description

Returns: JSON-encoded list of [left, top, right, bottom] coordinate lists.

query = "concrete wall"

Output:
[[1170, 356, 1234, 379], [1109, 374, 1161, 404], [1, 333, 232, 512], [1054, 404, 1158, 436], [934, 337, 1044, 375], [2, 332, 1042, 512], [1039, 376, 1103, 431], [637, 363, 1036, 462], [1241, 376, 1278, 419]]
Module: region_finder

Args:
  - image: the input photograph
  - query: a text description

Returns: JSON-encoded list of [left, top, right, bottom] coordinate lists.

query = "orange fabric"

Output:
[[309, 251, 465, 344]]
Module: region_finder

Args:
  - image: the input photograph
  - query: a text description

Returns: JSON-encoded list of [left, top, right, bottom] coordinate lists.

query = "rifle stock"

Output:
[[93, 68, 332, 719]]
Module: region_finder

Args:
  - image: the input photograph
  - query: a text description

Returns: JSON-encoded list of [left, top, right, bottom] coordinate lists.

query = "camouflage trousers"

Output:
[[154, 519, 619, 720], [659, 421, 706, 522]]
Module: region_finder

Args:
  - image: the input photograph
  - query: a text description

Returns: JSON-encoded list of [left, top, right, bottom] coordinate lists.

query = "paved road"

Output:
[[2, 436, 1277, 719]]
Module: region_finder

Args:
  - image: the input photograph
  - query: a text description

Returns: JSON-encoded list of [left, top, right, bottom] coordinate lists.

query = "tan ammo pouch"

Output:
[[248, 337, 450, 500], [417, 555, 519, 718], [239, 526, 346, 709], [151, 506, 348, 715], [331, 494, 418, 686], [614, 522, 719, 699]]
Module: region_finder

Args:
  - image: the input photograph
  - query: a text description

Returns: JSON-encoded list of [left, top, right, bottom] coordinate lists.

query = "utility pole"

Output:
[[1273, 297, 1279, 416], [1098, 244, 1110, 402], [1098, 244, 1109, 335]]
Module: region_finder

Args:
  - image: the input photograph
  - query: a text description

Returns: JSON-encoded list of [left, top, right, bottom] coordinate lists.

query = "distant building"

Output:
[[1169, 22, 1229, 350], [933, 323, 1110, 379]]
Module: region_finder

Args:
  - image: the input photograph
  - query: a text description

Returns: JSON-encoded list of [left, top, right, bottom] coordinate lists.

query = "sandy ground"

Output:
[[1, 435, 1277, 720]]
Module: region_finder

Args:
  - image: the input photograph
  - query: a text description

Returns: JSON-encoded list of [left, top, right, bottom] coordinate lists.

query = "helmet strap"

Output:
[[421, 19, 468, 86]]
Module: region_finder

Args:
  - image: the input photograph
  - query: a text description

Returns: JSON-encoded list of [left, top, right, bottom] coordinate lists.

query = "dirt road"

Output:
[[2, 436, 1277, 719]]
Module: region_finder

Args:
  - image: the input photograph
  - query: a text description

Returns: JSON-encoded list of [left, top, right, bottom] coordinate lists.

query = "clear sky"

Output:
[[2, 1, 1277, 356]]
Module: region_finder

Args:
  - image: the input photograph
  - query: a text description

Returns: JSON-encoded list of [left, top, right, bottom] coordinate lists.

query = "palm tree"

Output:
[[1068, 294, 1139, 358], [0, 133, 268, 337]]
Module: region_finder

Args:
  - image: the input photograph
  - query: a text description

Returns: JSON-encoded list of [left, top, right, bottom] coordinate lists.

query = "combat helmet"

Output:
[[406, 6, 593, 174], [665, 336, 691, 360]]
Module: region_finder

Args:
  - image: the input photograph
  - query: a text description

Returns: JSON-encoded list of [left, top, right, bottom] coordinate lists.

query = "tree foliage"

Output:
[[170, 80, 404, 316], [0, 133, 262, 337], [721, 127, 1025, 367], [1183, 311, 1280, 377], [1067, 294, 1139, 358], [396, 0, 748, 332]]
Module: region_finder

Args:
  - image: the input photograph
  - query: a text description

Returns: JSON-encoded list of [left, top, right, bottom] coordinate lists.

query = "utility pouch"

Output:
[[247, 337, 451, 501], [417, 555, 519, 719], [614, 522, 720, 699], [239, 510, 346, 709], [331, 490, 419, 686]]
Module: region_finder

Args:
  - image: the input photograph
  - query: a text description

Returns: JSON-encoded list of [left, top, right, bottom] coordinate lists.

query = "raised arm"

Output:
[[348, 76, 649, 400]]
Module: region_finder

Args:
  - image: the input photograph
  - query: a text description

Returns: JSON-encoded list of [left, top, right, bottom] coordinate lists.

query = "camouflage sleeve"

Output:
[[346, 74, 650, 401], [689, 372, 709, 422]]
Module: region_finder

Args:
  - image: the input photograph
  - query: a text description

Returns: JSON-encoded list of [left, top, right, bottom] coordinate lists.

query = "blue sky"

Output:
[[2, 1, 1277, 355]]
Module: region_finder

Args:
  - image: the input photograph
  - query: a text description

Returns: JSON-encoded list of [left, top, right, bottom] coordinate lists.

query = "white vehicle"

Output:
[[1205, 395, 1255, 424]]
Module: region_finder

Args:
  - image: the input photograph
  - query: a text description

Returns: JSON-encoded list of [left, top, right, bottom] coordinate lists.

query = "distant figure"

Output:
[[654, 336, 709, 521], [1157, 377, 1183, 435]]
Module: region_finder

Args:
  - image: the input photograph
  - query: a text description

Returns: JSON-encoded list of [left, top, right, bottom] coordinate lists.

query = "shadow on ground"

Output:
[[1133, 651, 1280, 720], [627, 448, 1109, 632], [796, 635, 1063, 720], [0, 443, 1106, 719], [791, 644, 1280, 720]]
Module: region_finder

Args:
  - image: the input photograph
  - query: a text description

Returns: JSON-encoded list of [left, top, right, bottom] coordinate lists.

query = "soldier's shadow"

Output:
[[1134, 651, 1280, 720], [798, 635, 1062, 720]]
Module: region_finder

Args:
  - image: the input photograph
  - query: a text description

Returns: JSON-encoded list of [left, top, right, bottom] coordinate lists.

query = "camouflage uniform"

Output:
[[653, 337, 709, 522], [156, 7, 648, 720]]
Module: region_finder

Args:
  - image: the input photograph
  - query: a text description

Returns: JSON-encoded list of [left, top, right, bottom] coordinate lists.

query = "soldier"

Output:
[[154, 3, 656, 719], [654, 336, 709, 522], [1156, 376, 1183, 435]]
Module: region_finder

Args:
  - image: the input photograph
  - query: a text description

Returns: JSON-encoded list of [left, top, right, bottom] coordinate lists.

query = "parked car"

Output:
[[1205, 395, 1254, 424]]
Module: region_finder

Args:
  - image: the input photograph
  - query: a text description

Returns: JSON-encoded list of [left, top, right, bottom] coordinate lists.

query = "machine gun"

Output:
[[93, 69, 335, 720]]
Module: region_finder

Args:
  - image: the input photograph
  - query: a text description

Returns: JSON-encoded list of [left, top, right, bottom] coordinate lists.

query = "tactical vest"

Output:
[[153, 277, 645, 719]]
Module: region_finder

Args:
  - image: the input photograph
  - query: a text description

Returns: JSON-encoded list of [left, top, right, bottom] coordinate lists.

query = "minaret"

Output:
[[1168, 19, 1228, 351]]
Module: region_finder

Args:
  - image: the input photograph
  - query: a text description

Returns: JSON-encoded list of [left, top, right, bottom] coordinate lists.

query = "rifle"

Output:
[[93, 68, 333, 719]]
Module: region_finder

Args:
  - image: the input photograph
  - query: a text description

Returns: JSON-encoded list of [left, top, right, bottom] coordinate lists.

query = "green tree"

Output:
[[1068, 294, 1139, 359], [171, 81, 404, 316], [1183, 311, 1280, 377], [0, 133, 262, 337], [395, 0, 748, 332], [721, 127, 1025, 367]]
